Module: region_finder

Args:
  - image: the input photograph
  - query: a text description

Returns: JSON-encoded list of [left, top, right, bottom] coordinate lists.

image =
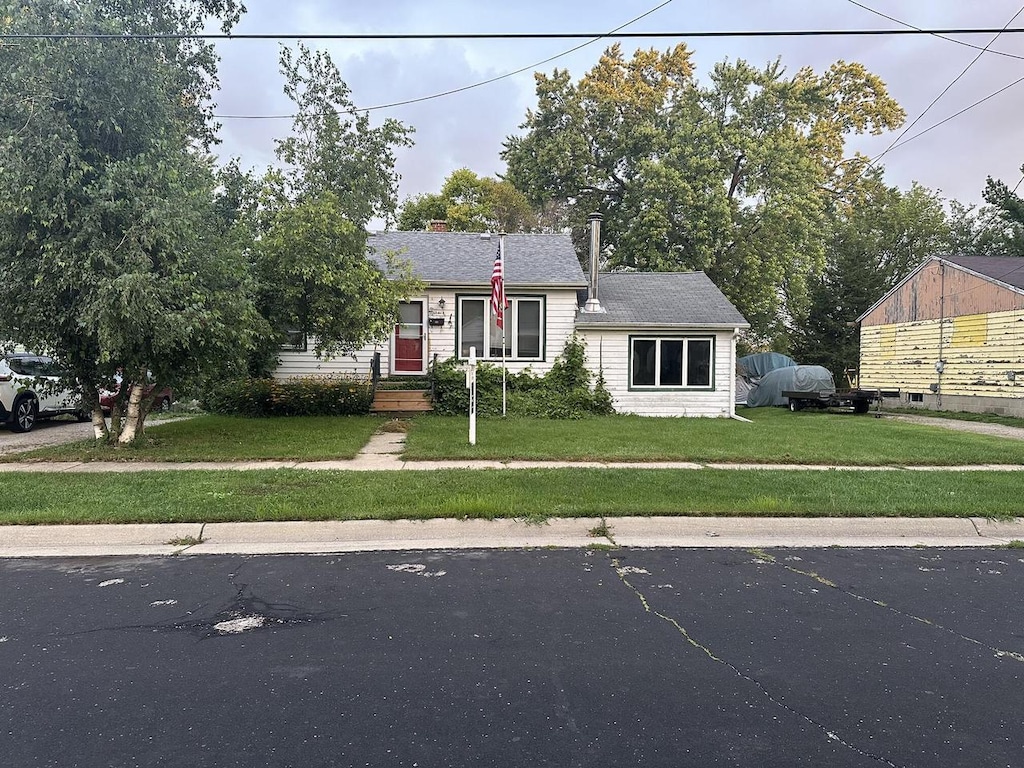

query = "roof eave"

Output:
[[573, 321, 750, 331]]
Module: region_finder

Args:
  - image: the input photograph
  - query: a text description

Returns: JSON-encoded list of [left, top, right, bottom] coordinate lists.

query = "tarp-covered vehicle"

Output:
[[744, 364, 837, 408], [738, 353, 894, 413]]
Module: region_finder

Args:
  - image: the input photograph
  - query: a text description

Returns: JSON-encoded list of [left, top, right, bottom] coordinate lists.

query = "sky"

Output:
[[209, 0, 1024, 221]]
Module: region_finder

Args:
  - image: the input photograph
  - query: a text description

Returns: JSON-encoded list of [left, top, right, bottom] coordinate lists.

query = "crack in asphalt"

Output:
[[749, 548, 1024, 664], [609, 555, 903, 768]]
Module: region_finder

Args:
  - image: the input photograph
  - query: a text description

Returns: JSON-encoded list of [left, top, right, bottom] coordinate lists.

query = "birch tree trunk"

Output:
[[91, 406, 109, 441], [116, 370, 148, 445]]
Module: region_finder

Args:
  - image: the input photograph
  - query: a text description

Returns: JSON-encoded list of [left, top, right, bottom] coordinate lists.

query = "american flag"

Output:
[[490, 243, 508, 329]]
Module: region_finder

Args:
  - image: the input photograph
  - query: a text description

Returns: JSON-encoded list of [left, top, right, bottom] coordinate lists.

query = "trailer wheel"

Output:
[[789, 399, 802, 412], [853, 399, 870, 414]]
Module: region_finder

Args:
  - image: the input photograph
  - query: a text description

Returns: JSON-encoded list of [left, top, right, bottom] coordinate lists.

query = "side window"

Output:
[[630, 337, 714, 388]]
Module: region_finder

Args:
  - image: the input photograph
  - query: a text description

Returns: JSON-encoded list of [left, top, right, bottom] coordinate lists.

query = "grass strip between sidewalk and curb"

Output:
[[0, 468, 1021, 525]]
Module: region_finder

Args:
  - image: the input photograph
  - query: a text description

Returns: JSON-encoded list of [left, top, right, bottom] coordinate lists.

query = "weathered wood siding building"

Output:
[[858, 255, 1024, 416]]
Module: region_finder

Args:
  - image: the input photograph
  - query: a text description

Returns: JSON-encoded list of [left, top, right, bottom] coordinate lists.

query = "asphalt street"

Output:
[[2, 548, 1022, 768]]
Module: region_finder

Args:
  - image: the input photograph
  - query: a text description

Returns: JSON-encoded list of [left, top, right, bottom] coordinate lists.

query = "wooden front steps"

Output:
[[370, 389, 433, 414]]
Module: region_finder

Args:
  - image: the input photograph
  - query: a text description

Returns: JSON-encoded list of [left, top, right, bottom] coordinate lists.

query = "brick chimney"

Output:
[[427, 220, 449, 232]]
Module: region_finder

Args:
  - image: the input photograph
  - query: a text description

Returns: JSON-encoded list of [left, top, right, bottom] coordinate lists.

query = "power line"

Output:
[[844, 0, 1024, 61], [871, 5, 1024, 167], [884, 74, 1024, 155], [5, 27, 1024, 41], [356, 0, 674, 113]]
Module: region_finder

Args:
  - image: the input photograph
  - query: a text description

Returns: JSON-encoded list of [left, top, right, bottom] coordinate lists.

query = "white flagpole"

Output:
[[499, 233, 507, 417]]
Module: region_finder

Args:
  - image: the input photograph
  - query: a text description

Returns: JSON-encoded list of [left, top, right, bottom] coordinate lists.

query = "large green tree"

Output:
[[792, 179, 951, 379], [398, 168, 537, 232], [249, 45, 419, 365], [0, 0, 258, 444], [503, 45, 905, 345]]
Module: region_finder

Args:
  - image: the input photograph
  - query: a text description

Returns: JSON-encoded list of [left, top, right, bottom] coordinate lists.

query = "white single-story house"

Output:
[[275, 221, 749, 417]]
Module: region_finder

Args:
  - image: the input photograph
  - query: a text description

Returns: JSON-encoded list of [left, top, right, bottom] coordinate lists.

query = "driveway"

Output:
[[883, 412, 1024, 440], [0, 417, 95, 457]]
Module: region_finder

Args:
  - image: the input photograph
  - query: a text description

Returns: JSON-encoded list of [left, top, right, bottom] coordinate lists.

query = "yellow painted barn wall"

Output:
[[860, 310, 1024, 397]]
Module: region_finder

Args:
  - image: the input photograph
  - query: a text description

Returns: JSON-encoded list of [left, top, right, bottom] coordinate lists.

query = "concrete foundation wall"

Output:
[[887, 392, 1024, 418]]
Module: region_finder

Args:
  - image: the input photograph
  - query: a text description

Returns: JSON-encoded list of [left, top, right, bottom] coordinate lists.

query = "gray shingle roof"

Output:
[[941, 255, 1024, 292], [368, 231, 586, 287], [575, 272, 749, 328]]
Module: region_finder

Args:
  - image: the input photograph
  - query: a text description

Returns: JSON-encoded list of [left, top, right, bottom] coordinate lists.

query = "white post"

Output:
[[467, 346, 477, 445]]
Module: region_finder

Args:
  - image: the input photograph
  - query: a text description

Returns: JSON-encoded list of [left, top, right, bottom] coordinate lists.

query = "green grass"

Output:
[[0, 467, 1018, 525], [7, 408, 1024, 466], [2, 415, 386, 462], [402, 409, 1024, 465]]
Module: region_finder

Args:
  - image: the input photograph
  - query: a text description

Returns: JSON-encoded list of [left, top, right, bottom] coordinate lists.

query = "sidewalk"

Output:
[[2, 431, 1023, 557], [1, 431, 1024, 473], [2, 516, 1023, 558]]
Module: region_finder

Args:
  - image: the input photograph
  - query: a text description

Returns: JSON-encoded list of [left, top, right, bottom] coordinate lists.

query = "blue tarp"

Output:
[[736, 352, 797, 381], [744, 365, 836, 407]]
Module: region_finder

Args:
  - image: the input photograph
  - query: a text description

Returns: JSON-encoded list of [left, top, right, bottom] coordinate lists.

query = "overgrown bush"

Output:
[[430, 336, 615, 419], [203, 376, 373, 417]]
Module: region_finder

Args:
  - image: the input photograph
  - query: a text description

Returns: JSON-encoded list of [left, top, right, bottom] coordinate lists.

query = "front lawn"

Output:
[[0, 467, 1019, 525], [2, 415, 386, 462], [403, 409, 1024, 466]]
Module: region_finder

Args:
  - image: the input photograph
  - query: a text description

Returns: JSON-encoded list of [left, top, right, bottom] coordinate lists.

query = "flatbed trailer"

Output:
[[782, 388, 900, 414]]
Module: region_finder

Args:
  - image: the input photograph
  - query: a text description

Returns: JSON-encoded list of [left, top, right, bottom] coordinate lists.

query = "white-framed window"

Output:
[[457, 296, 544, 361], [629, 336, 714, 389]]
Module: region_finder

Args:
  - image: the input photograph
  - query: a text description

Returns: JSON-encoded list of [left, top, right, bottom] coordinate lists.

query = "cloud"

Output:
[[207, 0, 1024, 209]]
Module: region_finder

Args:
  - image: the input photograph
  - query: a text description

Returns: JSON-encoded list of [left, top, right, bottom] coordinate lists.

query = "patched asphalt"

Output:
[[1, 549, 1022, 767]]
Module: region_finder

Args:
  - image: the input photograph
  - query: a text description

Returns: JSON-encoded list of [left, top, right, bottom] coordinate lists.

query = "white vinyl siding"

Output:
[[274, 289, 581, 380]]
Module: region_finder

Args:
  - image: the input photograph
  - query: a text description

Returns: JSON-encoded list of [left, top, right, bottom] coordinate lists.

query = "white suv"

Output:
[[0, 353, 85, 432]]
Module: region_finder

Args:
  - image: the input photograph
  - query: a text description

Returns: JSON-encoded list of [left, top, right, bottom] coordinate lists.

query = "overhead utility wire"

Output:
[[357, 0, 673, 113], [885, 74, 1024, 155], [870, 4, 1024, 168], [216, 0, 676, 117], [6, 27, 1024, 40], [844, 0, 1024, 61]]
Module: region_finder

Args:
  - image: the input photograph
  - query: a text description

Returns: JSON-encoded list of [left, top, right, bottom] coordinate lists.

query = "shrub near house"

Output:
[[205, 377, 373, 417]]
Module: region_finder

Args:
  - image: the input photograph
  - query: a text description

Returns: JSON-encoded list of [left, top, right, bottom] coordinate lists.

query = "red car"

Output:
[[98, 374, 173, 414]]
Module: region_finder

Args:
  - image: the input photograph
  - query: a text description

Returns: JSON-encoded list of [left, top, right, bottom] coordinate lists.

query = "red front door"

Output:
[[394, 301, 424, 373]]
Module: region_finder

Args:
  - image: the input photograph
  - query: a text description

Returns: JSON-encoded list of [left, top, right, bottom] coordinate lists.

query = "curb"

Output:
[[1, 516, 1022, 558]]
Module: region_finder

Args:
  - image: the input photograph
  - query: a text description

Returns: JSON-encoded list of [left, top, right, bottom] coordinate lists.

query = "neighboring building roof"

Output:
[[574, 272, 749, 328], [367, 231, 587, 288], [941, 255, 1024, 292], [856, 254, 1024, 323]]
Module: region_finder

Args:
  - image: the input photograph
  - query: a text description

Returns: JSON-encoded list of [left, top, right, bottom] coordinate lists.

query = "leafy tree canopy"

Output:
[[398, 168, 536, 232], [792, 178, 951, 379], [248, 44, 420, 364], [0, 0, 256, 443], [502, 44, 905, 345]]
